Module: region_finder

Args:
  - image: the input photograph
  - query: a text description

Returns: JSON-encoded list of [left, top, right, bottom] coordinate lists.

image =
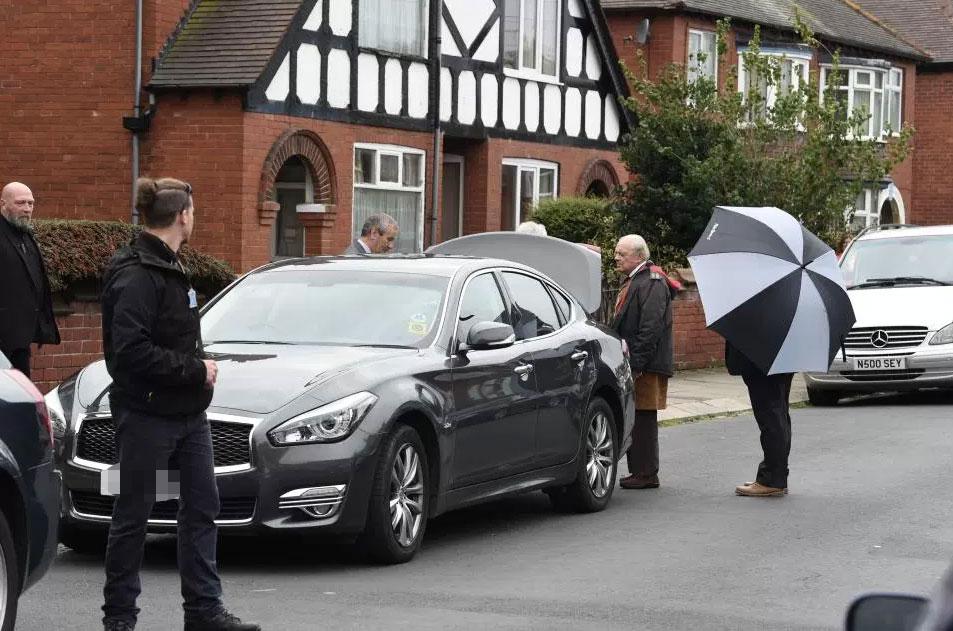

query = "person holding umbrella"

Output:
[[688, 206, 855, 498], [725, 342, 794, 496]]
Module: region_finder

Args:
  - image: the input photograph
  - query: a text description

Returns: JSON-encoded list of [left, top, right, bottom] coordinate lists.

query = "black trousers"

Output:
[[102, 408, 223, 625], [3, 347, 31, 378], [626, 410, 659, 481], [742, 372, 794, 489]]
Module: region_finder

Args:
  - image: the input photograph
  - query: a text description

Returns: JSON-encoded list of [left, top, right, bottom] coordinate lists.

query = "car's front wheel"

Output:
[[548, 397, 618, 513], [0, 509, 20, 631], [360, 424, 429, 564], [807, 387, 841, 407]]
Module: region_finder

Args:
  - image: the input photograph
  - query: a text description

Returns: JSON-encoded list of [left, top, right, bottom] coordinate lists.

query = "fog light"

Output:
[[278, 485, 347, 520]]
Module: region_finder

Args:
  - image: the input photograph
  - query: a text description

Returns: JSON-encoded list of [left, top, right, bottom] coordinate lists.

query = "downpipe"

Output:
[[427, 0, 443, 249], [131, 0, 143, 224]]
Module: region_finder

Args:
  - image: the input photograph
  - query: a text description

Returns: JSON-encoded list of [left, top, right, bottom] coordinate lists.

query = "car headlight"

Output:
[[930, 322, 953, 346], [44, 386, 68, 440], [268, 392, 378, 445]]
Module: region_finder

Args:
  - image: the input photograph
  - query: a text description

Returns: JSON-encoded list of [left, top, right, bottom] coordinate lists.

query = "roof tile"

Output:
[[600, 0, 927, 59], [150, 0, 301, 88]]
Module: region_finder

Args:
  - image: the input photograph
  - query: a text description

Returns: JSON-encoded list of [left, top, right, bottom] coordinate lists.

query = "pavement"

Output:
[[660, 367, 808, 423], [20, 390, 953, 630]]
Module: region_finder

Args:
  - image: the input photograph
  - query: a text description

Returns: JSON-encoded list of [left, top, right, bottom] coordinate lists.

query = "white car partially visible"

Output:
[[804, 224, 953, 405]]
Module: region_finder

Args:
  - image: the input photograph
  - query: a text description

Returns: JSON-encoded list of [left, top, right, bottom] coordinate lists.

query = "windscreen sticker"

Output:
[[408, 313, 429, 336]]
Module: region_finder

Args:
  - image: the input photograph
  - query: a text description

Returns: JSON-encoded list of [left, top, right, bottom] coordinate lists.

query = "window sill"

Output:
[[502, 67, 563, 86], [357, 46, 428, 63]]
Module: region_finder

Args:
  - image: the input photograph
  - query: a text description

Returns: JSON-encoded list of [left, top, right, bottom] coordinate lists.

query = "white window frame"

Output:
[[886, 68, 903, 135], [503, 0, 562, 83], [353, 143, 426, 251], [687, 29, 718, 84], [737, 51, 811, 121], [501, 158, 559, 228], [357, 0, 430, 58], [849, 188, 880, 231], [821, 64, 903, 141]]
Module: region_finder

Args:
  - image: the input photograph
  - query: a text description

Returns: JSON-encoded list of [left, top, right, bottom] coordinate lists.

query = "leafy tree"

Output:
[[616, 17, 913, 267]]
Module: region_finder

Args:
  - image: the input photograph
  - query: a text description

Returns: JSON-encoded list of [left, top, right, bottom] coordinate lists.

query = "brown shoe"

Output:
[[742, 481, 788, 495], [735, 482, 785, 497], [620, 475, 660, 490]]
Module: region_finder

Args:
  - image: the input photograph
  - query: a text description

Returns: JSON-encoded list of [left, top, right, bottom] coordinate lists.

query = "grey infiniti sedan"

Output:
[[49, 250, 634, 563]]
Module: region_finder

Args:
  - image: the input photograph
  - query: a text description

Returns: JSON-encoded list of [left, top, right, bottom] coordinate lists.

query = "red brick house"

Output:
[[2, 0, 634, 273], [851, 0, 953, 227], [600, 0, 932, 229]]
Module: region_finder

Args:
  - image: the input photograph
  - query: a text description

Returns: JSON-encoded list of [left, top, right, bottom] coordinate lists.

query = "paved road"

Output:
[[18, 391, 953, 631]]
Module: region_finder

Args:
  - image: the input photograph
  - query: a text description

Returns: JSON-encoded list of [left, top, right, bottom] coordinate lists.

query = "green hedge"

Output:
[[34, 220, 235, 298], [529, 196, 621, 280]]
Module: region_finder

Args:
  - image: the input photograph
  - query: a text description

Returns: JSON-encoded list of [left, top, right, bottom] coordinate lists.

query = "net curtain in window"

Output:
[[359, 0, 426, 56]]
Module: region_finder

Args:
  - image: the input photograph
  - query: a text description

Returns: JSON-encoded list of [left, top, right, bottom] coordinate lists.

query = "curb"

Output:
[[658, 400, 811, 427]]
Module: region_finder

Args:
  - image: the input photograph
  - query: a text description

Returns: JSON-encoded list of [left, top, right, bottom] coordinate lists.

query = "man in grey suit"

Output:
[[344, 214, 399, 254]]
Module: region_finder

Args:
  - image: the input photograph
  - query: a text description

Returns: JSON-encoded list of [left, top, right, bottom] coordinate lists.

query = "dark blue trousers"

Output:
[[102, 408, 223, 625], [742, 372, 794, 489]]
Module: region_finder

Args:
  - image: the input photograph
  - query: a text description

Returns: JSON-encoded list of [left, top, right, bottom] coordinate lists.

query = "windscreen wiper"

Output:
[[850, 276, 951, 289]]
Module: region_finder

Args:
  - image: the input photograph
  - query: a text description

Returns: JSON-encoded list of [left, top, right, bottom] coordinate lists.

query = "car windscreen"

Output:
[[841, 235, 953, 288], [201, 270, 449, 348]]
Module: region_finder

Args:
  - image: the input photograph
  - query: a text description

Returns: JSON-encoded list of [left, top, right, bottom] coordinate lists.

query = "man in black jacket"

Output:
[[100, 177, 259, 631], [726, 342, 794, 497], [612, 235, 675, 490], [0, 182, 60, 376]]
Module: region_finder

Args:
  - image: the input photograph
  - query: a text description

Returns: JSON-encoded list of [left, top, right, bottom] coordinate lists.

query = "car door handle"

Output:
[[514, 364, 534, 376], [571, 351, 589, 362]]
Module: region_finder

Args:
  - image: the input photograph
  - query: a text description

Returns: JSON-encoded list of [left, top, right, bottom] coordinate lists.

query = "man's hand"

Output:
[[202, 359, 219, 388]]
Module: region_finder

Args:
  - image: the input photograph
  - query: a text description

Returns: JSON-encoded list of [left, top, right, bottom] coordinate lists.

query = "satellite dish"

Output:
[[636, 18, 651, 44]]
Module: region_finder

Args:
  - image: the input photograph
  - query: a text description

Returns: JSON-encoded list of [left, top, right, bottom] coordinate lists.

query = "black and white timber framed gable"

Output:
[[242, 0, 633, 149]]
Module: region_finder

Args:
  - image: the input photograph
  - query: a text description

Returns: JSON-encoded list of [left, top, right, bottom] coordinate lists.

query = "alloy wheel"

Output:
[[389, 443, 425, 548], [586, 411, 614, 498]]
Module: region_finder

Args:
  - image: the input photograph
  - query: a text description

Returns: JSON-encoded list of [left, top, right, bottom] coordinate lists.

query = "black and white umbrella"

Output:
[[688, 206, 856, 375]]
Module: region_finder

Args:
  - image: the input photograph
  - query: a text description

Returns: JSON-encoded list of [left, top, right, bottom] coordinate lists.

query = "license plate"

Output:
[[853, 357, 907, 371]]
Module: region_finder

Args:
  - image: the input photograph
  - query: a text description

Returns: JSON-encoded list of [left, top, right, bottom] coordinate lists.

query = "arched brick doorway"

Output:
[[258, 129, 337, 256], [576, 159, 620, 197]]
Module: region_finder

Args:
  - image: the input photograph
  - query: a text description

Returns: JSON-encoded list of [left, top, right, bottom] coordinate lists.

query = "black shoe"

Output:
[[184, 609, 261, 631], [104, 620, 136, 631]]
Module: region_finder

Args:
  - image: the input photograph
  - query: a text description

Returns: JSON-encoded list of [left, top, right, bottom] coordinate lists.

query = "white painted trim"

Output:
[[820, 64, 904, 141], [501, 158, 559, 227], [505, 0, 561, 79], [687, 29, 718, 84], [352, 143, 427, 251], [878, 184, 906, 224], [503, 67, 563, 86]]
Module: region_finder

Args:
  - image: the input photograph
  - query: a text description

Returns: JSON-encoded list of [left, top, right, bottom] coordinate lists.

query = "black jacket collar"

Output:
[[133, 231, 185, 276]]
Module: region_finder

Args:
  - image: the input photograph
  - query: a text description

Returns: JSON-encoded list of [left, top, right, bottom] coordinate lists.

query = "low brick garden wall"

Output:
[[29, 277, 724, 393], [31, 298, 104, 394]]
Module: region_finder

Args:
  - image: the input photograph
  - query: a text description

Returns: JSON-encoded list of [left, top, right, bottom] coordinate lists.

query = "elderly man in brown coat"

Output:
[[612, 235, 675, 490]]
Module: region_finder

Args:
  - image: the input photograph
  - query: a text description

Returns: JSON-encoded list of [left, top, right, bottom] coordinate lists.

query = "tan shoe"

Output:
[[742, 482, 788, 495], [735, 482, 786, 497]]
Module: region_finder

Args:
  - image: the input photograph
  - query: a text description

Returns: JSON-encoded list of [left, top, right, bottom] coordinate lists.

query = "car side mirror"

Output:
[[462, 321, 516, 352], [846, 594, 929, 631]]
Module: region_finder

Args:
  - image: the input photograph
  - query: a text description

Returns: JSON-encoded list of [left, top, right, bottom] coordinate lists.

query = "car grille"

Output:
[[76, 417, 252, 468], [843, 326, 929, 351], [839, 369, 926, 382], [70, 490, 256, 522]]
